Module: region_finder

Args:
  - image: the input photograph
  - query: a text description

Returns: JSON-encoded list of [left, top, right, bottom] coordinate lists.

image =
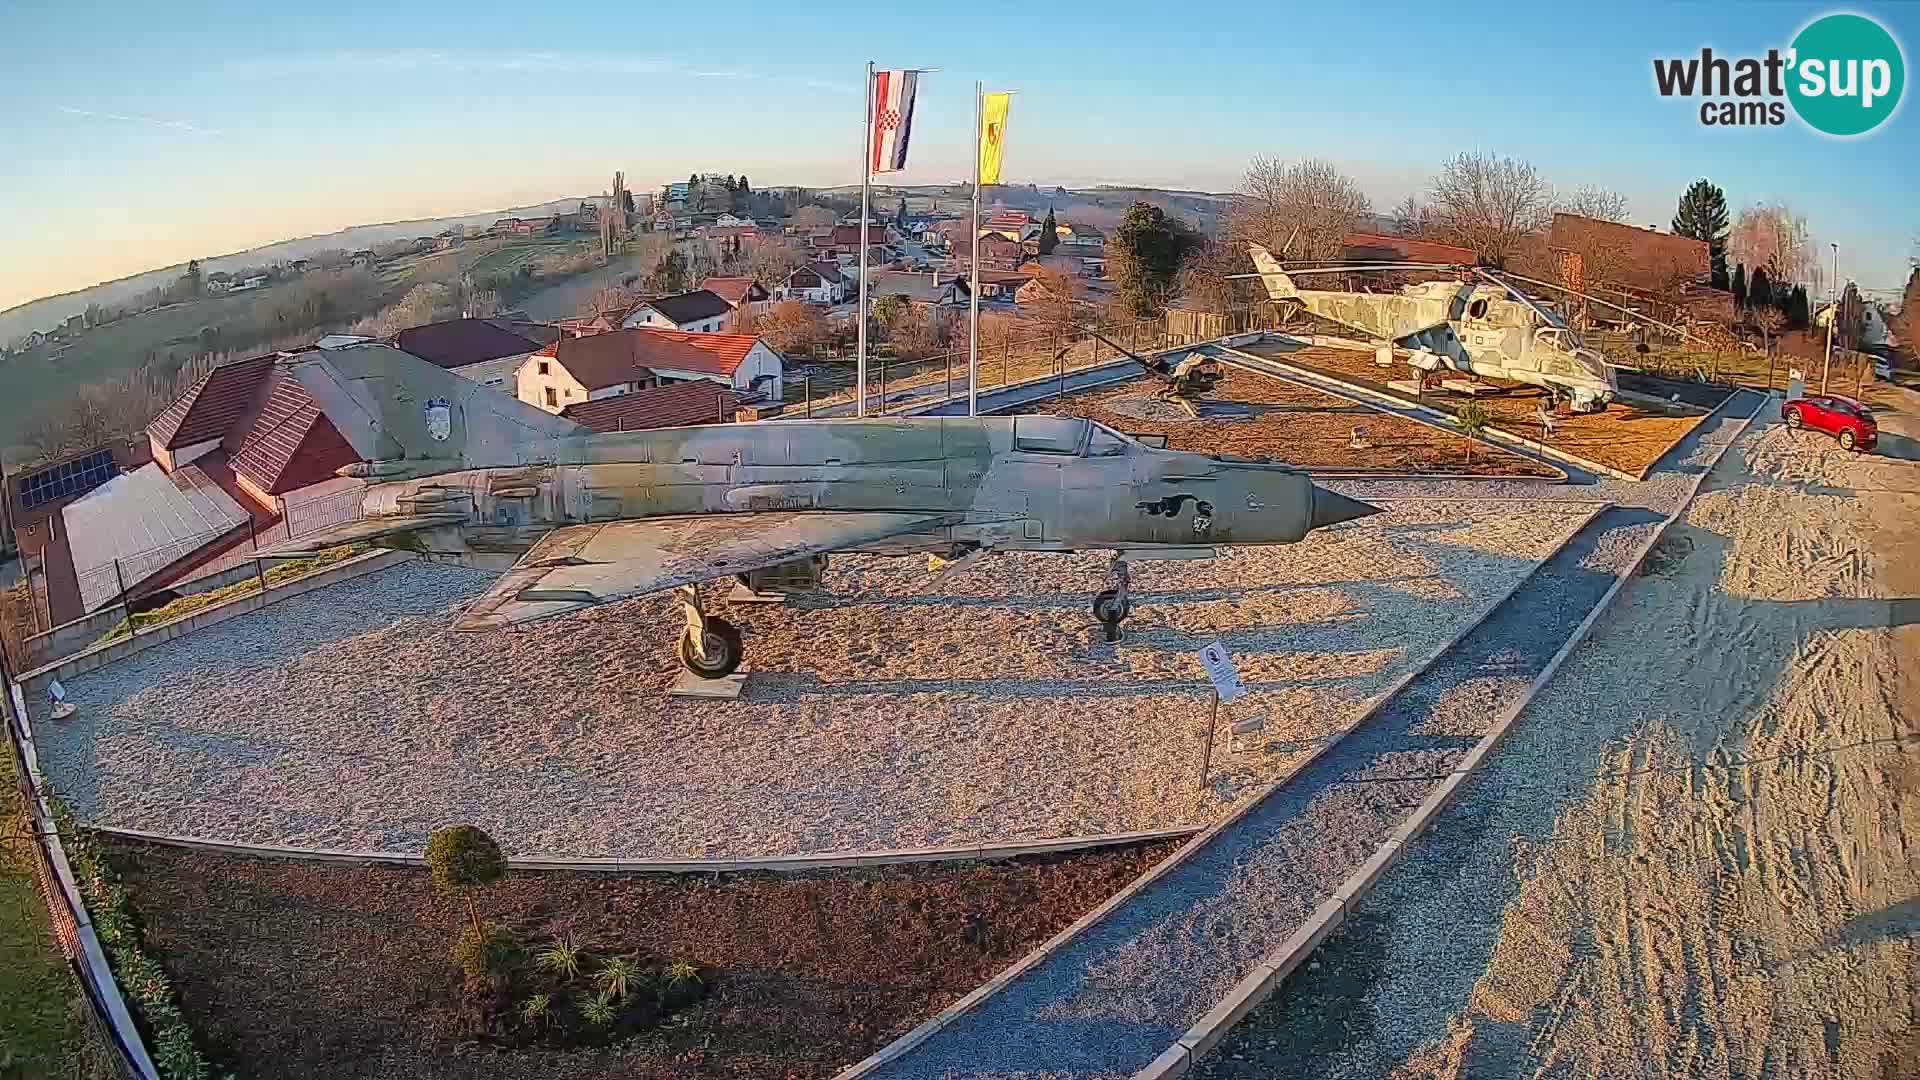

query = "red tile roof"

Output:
[[1341, 232, 1479, 266], [227, 370, 359, 494], [560, 380, 742, 432], [549, 328, 764, 389], [146, 354, 278, 450], [829, 224, 864, 246]]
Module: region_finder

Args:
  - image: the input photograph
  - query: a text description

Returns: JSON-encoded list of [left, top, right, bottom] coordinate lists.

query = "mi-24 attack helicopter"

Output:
[[1240, 242, 1619, 413]]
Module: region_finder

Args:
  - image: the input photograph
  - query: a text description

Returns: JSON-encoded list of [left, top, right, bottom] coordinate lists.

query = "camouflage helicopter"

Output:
[[1242, 243, 1618, 413], [270, 343, 1379, 677]]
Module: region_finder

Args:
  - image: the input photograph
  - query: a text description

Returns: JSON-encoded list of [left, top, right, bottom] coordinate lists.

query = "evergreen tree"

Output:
[[1748, 267, 1773, 311], [1789, 285, 1811, 329], [896, 197, 908, 229], [1731, 263, 1747, 308], [1039, 207, 1059, 255], [1671, 179, 1731, 289], [1108, 202, 1200, 317]]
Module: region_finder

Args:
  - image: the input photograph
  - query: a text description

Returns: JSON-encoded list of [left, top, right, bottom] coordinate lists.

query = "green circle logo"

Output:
[[1788, 13, 1905, 136]]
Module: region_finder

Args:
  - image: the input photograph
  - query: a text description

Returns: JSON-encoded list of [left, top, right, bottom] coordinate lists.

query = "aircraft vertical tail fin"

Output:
[[285, 343, 590, 474], [1245, 244, 1299, 300]]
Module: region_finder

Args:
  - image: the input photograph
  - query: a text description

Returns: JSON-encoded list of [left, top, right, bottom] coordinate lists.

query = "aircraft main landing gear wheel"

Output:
[[680, 619, 744, 679], [1093, 557, 1133, 643], [677, 583, 745, 679]]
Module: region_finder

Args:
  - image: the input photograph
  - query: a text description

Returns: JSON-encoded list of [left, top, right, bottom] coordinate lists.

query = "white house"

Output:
[[1814, 301, 1892, 349], [520, 328, 783, 414], [619, 289, 735, 333], [778, 262, 850, 304]]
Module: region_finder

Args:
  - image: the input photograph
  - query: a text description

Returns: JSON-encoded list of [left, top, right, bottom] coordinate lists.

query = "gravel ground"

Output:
[[864, 393, 1764, 1078], [33, 499, 1587, 860], [1196, 400, 1919, 1079]]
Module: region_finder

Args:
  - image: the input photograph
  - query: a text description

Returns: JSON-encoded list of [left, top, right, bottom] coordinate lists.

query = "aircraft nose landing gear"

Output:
[[1092, 558, 1132, 643], [677, 584, 744, 679]]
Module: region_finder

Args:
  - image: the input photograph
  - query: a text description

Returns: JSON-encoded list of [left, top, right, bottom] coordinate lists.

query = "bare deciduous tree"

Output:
[[1556, 185, 1631, 223], [747, 241, 807, 288], [1730, 203, 1813, 284], [1391, 194, 1436, 239], [1226, 157, 1372, 261], [790, 206, 835, 230], [1024, 267, 1083, 339], [1176, 239, 1254, 313], [1426, 152, 1554, 265]]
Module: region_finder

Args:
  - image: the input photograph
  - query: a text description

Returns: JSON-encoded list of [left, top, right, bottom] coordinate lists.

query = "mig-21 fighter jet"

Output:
[[269, 343, 1379, 678]]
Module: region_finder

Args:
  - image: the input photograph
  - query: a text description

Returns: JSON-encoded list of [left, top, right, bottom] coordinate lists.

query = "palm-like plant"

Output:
[[536, 939, 582, 981], [595, 957, 640, 1002], [665, 960, 702, 988], [579, 991, 617, 1028], [520, 993, 553, 1028]]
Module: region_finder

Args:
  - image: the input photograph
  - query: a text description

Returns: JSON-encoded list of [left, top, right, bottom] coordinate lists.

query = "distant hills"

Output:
[[2, 182, 1234, 345], [0, 197, 588, 344]]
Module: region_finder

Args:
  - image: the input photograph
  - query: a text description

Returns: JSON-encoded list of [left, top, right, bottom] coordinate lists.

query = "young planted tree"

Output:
[[1455, 401, 1491, 468], [425, 825, 507, 936], [1671, 179, 1731, 289]]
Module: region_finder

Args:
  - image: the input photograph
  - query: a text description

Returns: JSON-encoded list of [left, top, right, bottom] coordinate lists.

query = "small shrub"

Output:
[[453, 924, 519, 983], [665, 960, 702, 989], [519, 992, 553, 1029], [425, 825, 507, 934], [1455, 401, 1492, 467], [536, 939, 583, 982], [578, 991, 616, 1029], [594, 957, 639, 1002]]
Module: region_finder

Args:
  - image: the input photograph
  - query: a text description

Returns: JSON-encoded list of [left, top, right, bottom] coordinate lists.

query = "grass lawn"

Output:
[[466, 240, 587, 278], [0, 748, 90, 1077]]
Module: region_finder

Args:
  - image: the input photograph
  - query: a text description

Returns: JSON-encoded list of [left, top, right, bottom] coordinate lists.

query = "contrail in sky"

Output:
[[60, 106, 221, 136]]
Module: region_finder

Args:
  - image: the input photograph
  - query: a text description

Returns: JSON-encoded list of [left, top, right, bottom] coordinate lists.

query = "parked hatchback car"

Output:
[[1783, 393, 1877, 451]]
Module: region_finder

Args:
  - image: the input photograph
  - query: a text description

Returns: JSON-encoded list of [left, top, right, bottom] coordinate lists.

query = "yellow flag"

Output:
[[978, 92, 1011, 185]]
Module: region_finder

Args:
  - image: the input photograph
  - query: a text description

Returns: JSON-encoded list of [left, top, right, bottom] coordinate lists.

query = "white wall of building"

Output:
[[516, 354, 591, 414]]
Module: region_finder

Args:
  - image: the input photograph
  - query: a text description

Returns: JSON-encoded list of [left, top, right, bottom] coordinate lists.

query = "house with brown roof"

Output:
[[390, 318, 552, 389], [619, 289, 736, 333], [699, 277, 771, 309], [518, 328, 785, 414], [560, 379, 744, 433], [1341, 232, 1478, 265], [1511, 214, 1710, 296]]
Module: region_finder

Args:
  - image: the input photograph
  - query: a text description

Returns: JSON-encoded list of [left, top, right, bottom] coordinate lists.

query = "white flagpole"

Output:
[[968, 81, 982, 417], [857, 61, 873, 418]]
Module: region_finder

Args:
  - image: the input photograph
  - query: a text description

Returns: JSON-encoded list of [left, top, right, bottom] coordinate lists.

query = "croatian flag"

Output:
[[869, 69, 921, 175]]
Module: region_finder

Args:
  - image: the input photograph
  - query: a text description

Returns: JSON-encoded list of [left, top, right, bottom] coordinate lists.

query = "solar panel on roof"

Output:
[[19, 449, 117, 510]]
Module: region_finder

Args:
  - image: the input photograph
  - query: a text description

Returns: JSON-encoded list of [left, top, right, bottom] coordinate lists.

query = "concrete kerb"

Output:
[[1134, 396, 1765, 1080], [1215, 342, 1704, 483], [832, 500, 1611, 1080], [90, 824, 1204, 874], [13, 549, 415, 695]]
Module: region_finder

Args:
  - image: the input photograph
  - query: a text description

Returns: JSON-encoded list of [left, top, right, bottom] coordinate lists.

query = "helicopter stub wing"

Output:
[[454, 511, 961, 630]]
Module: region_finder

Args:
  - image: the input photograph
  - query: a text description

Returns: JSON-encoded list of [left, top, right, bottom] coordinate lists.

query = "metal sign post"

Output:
[[1196, 641, 1245, 790]]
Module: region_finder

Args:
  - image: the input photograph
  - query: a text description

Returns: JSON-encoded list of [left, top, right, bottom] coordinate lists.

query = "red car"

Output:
[[1783, 393, 1877, 451]]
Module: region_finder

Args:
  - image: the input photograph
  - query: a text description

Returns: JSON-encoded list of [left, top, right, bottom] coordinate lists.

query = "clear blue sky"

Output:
[[2, 0, 1915, 310]]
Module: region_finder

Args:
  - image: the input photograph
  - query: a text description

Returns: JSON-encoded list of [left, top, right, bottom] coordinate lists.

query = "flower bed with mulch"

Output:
[[107, 837, 1180, 1079]]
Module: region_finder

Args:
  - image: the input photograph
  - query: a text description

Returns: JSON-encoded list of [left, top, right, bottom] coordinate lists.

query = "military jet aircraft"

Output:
[[1242, 243, 1618, 413], [270, 343, 1380, 677]]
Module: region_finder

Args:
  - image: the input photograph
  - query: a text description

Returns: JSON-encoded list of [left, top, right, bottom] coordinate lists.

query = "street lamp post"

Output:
[[1821, 243, 1838, 394]]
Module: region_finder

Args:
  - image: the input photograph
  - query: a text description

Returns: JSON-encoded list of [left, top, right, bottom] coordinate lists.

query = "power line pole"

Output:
[[1821, 242, 1838, 394]]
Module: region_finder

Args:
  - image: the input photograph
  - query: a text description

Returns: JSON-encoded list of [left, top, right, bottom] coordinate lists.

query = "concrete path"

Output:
[[858, 392, 1763, 1078]]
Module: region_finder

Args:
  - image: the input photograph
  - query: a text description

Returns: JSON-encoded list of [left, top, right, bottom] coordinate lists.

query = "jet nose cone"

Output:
[[1310, 486, 1383, 530]]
